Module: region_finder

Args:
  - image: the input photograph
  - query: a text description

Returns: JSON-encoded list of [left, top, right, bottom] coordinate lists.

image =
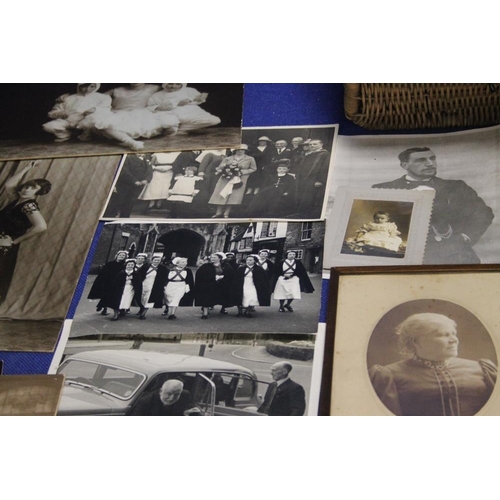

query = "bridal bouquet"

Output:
[[219, 160, 242, 182], [218, 160, 243, 198]]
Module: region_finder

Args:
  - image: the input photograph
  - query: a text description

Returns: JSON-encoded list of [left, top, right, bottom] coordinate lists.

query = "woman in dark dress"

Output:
[[246, 137, 276, 195], [194, 252, 234, 319], [246, 159, 297, 218], [233, 255, 270, 318], [0, 161, 51, 305], [369, 313, 497, 416], [87, 250, 128, 315]]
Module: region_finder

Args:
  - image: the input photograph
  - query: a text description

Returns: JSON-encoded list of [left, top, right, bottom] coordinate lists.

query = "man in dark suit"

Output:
[[295, 139, 330, 218], [104, 154, 153, 218], [272, 140, 292, 161], [258, 362, 306, 416], [128, 379, 196, 416], [372, 147, 494, 264]]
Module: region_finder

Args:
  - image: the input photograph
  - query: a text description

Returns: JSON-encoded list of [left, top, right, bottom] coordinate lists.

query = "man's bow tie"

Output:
[[404, 179, 435, 187]]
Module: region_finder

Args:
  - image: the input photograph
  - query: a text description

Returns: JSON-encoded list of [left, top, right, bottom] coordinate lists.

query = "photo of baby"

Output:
[[342, 200, 413, 258]]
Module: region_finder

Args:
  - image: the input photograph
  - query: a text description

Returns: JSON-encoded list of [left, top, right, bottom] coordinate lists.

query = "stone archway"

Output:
[[157, 228, 206, 266]]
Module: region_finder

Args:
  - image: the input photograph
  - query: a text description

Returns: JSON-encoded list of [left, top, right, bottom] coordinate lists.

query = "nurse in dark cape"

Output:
[[104, 259, 143, 321], [271, 250, 314, 313], [87, 250, 128, 315], [232, 254, 270, 318], [194, 252, 234, 319]]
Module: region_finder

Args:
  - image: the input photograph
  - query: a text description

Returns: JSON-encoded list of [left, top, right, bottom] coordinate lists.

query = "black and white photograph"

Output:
[[323, 187, 434, 268], [367, 299, 497, 416], [0, 155, 121, 352], [0, 84, 244, 161], [70, 221, 324, 337], [101, 124, 337, 221], [326, 126, 500, 265], [55, 333, 316, 416], [324, 266, 500, 416]]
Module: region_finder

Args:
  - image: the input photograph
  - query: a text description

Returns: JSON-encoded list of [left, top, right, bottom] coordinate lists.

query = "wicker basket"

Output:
[[344, 83, 500, 130]]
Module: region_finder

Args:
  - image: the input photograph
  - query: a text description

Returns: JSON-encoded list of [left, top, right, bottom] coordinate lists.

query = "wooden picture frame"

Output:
[[320, 265, 500, 416]]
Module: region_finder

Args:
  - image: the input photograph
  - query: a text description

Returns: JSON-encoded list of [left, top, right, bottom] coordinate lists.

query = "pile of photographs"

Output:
[[321, 125, 500, 416], [0, 83, 337, 416], [8, 84, 499, 417]]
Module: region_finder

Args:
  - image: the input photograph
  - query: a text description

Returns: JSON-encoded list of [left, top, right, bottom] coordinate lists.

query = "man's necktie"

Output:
[[260, 382, 278, 414]]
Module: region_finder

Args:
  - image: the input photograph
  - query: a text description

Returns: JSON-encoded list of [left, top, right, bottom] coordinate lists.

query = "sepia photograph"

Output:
[[101, 124, 337, 221], [0, 155, 121, 352], [55, 333, 316, 416], [0, 84, 244, 161], [323, 187, 434, 268], [322, 265, 500, 416], [367, 299, 497, 416], [70, 221, 324, 337], [0, 374, 64, 416], [326, 126, 500, 265], [342, 200, 412, 258]]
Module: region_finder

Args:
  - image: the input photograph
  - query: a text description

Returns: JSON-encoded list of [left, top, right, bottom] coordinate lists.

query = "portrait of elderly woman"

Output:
[[369, 312, 497, 416]]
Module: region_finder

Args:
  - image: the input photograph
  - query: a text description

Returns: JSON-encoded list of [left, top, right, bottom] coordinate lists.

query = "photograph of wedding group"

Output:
[[101, 125, 337, 221]]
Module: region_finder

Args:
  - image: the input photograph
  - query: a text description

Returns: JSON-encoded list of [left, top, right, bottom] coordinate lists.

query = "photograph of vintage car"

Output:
[[56, 335, 315, 416]]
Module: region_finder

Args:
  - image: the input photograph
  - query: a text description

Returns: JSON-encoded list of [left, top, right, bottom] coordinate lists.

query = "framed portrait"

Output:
[[323, 187, 434, 268], [320, 265, 500, 416]]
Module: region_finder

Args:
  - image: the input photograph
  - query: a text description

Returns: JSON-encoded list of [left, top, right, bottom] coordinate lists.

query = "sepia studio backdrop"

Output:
[[0, 156, 120, 320]]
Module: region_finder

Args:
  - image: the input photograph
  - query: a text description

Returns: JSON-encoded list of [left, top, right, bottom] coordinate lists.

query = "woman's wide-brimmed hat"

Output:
[[232, 144, 248, 151], [258, 136, 272, 142]]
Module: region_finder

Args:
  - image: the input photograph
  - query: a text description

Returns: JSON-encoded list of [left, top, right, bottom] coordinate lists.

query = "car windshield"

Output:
[[58, 359, 146, 400]]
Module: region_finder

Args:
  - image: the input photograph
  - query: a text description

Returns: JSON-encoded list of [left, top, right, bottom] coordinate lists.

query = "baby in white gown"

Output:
[[348, 211, 403, 252]]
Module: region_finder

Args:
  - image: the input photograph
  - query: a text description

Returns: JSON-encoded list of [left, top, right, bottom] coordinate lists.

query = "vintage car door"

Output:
[[190, 373, 216, 416], [213, 373, 271, 416]]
